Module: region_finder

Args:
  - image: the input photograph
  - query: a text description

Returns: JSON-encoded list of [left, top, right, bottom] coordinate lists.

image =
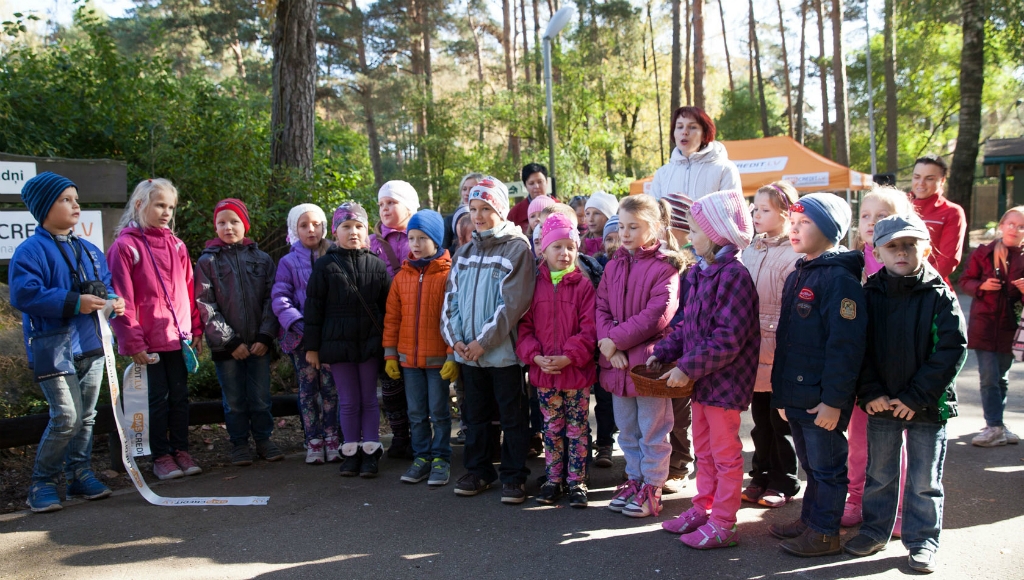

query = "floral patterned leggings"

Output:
[[538, 386, 591, 485], [290, 351, 339, 445]]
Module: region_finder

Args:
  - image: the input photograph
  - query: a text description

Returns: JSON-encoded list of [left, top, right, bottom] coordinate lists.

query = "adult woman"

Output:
[[443, 172, 484, 250], [649, 106, 741, 202]]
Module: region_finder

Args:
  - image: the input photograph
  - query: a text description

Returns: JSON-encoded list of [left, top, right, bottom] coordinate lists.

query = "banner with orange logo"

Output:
[[122, 363, 151, 457]]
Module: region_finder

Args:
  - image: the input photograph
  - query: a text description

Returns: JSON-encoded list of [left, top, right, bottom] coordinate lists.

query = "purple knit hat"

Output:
[[690, 190, 753, 249], [332, 202, 368, 231]]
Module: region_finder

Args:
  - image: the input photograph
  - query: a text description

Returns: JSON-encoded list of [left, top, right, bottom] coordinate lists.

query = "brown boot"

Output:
[[768, 518, 808, 540], [780, 527, 841, 557]]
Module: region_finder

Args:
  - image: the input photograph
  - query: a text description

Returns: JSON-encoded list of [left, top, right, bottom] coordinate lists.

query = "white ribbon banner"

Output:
[[121, 362, 151, 457], [98, 308, 269, 506]]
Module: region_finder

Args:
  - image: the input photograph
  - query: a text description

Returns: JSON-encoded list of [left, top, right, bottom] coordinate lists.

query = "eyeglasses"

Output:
[[1002, 223, 1024, 232]]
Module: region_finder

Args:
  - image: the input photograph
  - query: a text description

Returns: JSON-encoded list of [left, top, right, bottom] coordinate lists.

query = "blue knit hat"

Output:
[[21, 172, 77, 224], [790, 192, 852, 246], [603, 215, 620, 238], [408, 209, 444, 249]]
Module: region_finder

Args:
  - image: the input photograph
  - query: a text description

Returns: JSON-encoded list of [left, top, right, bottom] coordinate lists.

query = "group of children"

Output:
[[12, 165, 1020, 575]]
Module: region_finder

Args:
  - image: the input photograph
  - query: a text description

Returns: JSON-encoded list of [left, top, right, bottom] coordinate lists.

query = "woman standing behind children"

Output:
[[516, 214, 598, 508], [654, 190, 760, 548], [195, 199, 282, 466], [305, 203, 391, 477], [383, 209, 458, 487], [740, 182, 803, 509], [960, 206, 1024, 448], [596, 194, 683, 518], [582, 191, 618, 257], [108, 178, 204, 480]]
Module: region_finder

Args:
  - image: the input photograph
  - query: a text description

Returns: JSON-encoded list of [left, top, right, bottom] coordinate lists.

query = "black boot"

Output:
[[360, 445, 384, 478], [387, 438, 414, 460], [339, 448, 361, 477]]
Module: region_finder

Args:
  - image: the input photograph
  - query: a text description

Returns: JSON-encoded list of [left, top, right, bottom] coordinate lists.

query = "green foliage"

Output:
[[714, 83, 787, 141]]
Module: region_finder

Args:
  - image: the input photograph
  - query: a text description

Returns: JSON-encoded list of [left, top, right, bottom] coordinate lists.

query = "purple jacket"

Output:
[[369, 223, 409, 278], [653, 250, 760, 411], [272, 240, 332, 349], [596, 243, 682, 397]]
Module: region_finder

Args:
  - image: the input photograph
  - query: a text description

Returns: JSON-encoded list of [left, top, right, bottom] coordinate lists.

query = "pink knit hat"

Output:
[[690, 190, 753, 249], [528, 194, 556, 217], [540, 213, 580, 252]]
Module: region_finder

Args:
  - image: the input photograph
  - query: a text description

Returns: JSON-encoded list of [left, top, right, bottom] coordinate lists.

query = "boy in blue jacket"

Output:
[[769, 193, 866, 556], [9, 172, 125, 513]]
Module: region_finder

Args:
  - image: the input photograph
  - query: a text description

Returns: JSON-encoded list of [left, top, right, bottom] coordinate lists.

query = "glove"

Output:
[[440, 360, 460, 382], [385, 359, 402, 380]]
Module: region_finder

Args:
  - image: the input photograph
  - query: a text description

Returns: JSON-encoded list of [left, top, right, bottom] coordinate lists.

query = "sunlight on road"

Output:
[[558, 523, 663, 545]]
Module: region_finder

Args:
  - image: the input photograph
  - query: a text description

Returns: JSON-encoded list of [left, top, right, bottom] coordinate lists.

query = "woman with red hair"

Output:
[[649, 106, 741, 202]]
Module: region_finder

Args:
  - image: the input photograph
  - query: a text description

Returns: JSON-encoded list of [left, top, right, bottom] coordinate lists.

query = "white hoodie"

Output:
[[649, 141, 742, 201]]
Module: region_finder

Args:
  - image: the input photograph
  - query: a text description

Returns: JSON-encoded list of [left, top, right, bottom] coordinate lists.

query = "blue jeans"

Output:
[[215, 354, 273, 446], [976, 350, 1013, 427], [32, 356, 104, 484], [403, 367, 452, 461], [786, 406, 851, 535], [862, 417, 946, 553]]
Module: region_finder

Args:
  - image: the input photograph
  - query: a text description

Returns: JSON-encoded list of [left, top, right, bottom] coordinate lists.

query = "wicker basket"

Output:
[[629, 365, 694, 398]]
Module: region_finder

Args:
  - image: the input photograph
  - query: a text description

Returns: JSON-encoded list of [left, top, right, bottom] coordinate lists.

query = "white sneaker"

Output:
[[622, 484, 662, 518], [1003, 426, 1020, 444], [972, 426, 1008, 447], [305, 438, 326, 464]]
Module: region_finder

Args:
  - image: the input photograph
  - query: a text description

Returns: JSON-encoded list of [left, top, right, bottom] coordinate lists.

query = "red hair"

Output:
[[670, 106, 716, 152]]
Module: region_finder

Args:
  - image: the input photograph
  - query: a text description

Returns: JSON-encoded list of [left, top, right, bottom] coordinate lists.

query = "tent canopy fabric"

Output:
[[629, 136, 873, 196]]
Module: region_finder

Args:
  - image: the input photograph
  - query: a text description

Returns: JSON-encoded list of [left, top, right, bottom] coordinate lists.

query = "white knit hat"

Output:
[[690, 189, 754, 249], [467, 176, 510, 219], [378, 180, 420, 214], [287, 203, 328, 245], [585, 190, 619, 219]]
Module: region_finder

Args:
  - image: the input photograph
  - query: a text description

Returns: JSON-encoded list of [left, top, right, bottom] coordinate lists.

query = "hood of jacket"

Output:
[[864, 264, 945, 297], [798, 247, 864, 279], [472, 219, 529, 250], [670, 140, 729, 166]]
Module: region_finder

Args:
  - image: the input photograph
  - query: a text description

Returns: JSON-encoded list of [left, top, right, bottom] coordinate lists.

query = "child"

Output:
[[516, 214, 598, 507], [768, 192, 866, 557], [11, 172, 125, 512], [596, 194, 683, 518], [568, 195, 589, 236], [960, 206, 1024, 447], [843, 213, 967, 574], [527, 194, 556, 241], [195, 198, 282, 466], [383, 209, 458, 486], [442, 177, 537, 504], [655, 189, 760, 548], [273, 204, 339, 464], [583, 191, 618, 257], [305, 202, 391, 477], [740, 182, 803, 508], [595, 215, 620, 267], [370, 180, 420, 459], [108, 178, 204, 481]]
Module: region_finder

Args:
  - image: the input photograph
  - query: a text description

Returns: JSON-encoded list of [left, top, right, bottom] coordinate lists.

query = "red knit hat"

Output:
[[214, 198, 250, 232]]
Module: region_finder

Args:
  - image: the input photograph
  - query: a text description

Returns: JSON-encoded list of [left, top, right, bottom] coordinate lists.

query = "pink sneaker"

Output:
[[153, 455, 184, 480], [662, 506, 709, 534], [841, 501, 863, 527], [680, 521, 739, 549], [172, 450, 203, 476], [325, 438, 341, 463]]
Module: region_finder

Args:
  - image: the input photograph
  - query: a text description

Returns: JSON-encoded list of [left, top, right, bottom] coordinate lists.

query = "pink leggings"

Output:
[[691, 402, 744, 528], [847, 405, 906, 510]]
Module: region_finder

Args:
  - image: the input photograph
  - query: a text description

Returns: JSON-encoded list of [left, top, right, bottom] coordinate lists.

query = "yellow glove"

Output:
[[385, 359, 402, 380], [440, 361, 460, 382]]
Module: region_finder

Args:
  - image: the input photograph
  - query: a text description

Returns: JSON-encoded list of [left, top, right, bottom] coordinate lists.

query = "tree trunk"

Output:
[[422, 0, 434, 208], [750, 0, 770, 136], [796, 0, 807, 143], [747, 16, 754, 99], [684, 0, 692, 104], [776, 0, 794, 137], [671, 0, 681, 114], [831, 0, 851, 167], [350, 0, 382, 187], [521, 0, 530, 83], [718, 0, 734, 92], [947, 0, 984, 223], [692, 0, 705, 109], [648, 1, 666, 165], [883, 0, 898, 172], [814, 0, 832, 158], [468, 8, 486, 143], [270, 0, 317, 177], [533, 0, 541, 83], [502, 0, 521, 163]]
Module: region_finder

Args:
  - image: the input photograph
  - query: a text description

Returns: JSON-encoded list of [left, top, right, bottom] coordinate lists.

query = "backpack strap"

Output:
[[373, 223, 402, 273]]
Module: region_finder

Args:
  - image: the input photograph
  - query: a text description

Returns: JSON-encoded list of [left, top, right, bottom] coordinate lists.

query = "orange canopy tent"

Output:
[[629, 136, 874, 196]]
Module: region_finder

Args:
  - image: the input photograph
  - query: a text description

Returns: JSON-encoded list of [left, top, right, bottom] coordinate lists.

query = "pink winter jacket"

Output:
[[596, 243, 682, 397], [516, 262, 597, 391], [107, 226, 202, 355], [741, 232, 803, 393]]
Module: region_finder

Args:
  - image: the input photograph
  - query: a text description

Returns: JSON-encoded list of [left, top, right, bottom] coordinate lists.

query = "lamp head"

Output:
[[544, 6, 575, 39]]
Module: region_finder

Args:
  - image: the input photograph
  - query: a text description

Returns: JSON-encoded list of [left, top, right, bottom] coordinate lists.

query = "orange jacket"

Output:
[[383, 250, 454, 368]]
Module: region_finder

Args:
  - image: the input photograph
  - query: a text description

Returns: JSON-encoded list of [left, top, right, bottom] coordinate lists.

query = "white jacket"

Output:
[[649, 141, 742, 201]]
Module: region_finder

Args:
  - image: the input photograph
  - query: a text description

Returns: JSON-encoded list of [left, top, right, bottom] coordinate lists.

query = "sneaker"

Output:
[[568, 484, 588, 508], [360, 444, 383, 478], [230, 444, 254, 467], [607, 479, 640, 512], [972, 425, 1008, 447], [622, 484, 662, 518], [428, 458, 450, 486], [663, 469, 689, 494], [535, 480, 565, 505], [741, 483, 766, 504], [768, 518, 808, 540], [892, 513, 903, 539], [66, 469, 112, 501], [172, 450, 202, 476], [153, 454, 185, 480], [662, 506, 709, 534], [526, 433, 543, 458], [387, 438, 414, 460], [841, 501, 863, 527], [780, 527, 842, 557], [339, 445, 362, 477], [843, 533, 887, 557], [26, 482, 63, 513], [501, 482, 527, 504], [758, 489, 794, 508], [401, 457, 431, 483], [255, 439, 285, 462], [306, 439, 325, 465], [454, 429, 466, 445], [1004, 426, 1020, 444], [453, 472, 495, 497], [681, 521, 739, 549], [325, 438, 341, 462], [594, 446, 613, 468], [908, 548, 936, 573]]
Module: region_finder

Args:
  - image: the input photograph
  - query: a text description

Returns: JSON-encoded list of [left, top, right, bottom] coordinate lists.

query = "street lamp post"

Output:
[[543, 6, 575, 198]]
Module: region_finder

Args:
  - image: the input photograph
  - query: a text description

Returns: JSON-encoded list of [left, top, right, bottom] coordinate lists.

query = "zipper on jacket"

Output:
[[413, 269, 424, 365], [230, 248, 252, 344]]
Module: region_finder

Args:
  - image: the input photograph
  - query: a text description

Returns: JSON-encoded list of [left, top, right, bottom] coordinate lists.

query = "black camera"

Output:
[[76, 280, 109, 298]]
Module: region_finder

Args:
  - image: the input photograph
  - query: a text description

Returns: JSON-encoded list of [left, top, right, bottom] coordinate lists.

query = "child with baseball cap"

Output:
[[842, 213, 967, 573]]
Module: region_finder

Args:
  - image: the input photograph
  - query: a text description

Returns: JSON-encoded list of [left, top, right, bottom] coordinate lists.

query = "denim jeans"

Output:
[[147, 349, 190, 458], [215, 354, 273, 446], [403, 367, 452, 461], [862, 417, 947, 553], [976, 350, 1013, 427], [462, 365, 530, 484], [786, 406, 851, 535], [32, 356, 104, 484]]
